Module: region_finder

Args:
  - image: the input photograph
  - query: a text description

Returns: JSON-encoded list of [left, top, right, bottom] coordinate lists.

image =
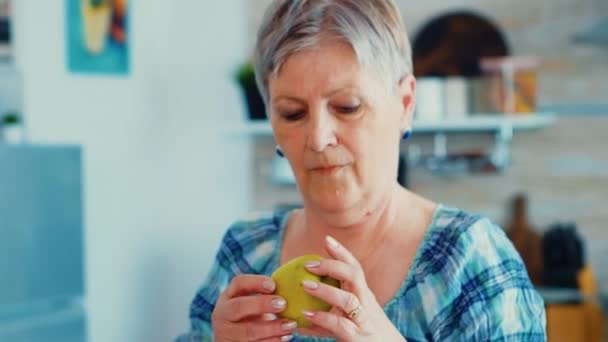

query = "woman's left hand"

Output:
[[297, 235, 406, 342]]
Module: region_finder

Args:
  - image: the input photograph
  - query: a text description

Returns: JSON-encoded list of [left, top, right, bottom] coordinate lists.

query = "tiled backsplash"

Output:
[[247, 0, 608, 106]]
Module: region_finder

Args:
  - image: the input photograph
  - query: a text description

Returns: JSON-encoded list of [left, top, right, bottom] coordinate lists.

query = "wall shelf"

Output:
[[409, 113, 556, 134], [229, 113, 556, 137]]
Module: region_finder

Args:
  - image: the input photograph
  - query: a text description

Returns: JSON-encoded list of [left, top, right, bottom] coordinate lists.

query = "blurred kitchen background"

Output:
[[0, 0, 606, 341]]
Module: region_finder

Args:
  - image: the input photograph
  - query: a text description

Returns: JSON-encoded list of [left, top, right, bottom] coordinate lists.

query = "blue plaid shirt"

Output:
[[177, 205, 546, 341]]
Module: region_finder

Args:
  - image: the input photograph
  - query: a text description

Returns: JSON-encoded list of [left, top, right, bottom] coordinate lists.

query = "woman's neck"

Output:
[[301, 184, 408, 265]]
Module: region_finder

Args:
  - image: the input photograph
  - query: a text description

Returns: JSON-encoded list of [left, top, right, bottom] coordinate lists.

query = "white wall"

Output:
[[13, 1, 250, 341]]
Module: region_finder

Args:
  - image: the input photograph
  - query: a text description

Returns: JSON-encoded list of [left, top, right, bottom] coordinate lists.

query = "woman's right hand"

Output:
[[212, 274, 297, 341]]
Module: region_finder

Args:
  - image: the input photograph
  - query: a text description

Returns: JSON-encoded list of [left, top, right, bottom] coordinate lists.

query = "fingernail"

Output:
[[302, 310, 315, 317], [272, 298, 286, 309], [305, 260, 320, 268], [263, 279, 275, 291], [281, 321, 297, 331], [302, 279, 319, 290], [326, 235, 339, 249], [281, 335, 293, 342], [262, 313, 277, 321]]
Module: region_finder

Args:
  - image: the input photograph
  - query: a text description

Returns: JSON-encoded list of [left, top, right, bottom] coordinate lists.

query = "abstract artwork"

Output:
[[66, 0, 129, 75]]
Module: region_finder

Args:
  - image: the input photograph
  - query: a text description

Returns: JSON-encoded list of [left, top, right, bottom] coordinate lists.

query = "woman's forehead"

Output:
[[269, 42, 369, 99]]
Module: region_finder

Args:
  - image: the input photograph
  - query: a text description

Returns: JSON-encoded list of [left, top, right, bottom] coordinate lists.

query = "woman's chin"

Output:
[[309, 191, 358, 213]]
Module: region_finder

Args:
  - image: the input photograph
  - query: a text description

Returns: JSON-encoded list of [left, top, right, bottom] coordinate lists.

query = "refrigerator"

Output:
[[0, 145, 86, 342]]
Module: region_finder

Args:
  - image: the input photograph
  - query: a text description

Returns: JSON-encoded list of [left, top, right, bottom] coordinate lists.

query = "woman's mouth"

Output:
[[312, 165, 343, 175]]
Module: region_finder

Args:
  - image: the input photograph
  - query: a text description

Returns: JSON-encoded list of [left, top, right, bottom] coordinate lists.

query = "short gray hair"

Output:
[[254, 0, 412, 105]]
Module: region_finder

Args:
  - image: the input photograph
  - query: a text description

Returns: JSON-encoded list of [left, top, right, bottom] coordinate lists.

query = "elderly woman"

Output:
[[178, 0, 546, 341]]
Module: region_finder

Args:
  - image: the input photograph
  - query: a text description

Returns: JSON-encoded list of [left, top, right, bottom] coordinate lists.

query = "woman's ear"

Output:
[[398, 74, 416, 131]]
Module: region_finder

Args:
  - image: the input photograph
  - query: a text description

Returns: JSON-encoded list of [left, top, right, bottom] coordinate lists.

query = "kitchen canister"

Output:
[[444, 77, 469, 119], [415, 77, 445, 121], [480, 56, 539, 114]]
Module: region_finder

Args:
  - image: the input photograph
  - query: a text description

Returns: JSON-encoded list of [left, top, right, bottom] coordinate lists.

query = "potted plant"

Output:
[[1, 112, 24, 144], [235, 62, 267, 120]]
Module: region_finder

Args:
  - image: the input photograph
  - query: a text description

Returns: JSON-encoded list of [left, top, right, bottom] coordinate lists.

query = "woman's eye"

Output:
[[282, 111, 305, 121], [334, 105, 360, 114]]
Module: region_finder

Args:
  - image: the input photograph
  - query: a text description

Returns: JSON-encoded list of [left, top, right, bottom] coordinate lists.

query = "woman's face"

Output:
[[268, 40, 415, 213]]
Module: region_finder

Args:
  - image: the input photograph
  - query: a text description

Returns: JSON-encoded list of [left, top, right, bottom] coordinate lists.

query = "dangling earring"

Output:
[[275, 145, 285, 158], [402, 129, 412, 140]]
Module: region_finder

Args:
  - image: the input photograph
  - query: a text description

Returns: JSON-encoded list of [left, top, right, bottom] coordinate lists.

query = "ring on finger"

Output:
[[347, 304, 363, 320]]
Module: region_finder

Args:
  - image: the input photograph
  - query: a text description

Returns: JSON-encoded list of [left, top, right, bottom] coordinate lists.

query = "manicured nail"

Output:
[[281, 321, 297, 331], [263, 279, 275, 291], [326, 235, 339, 249], [302, 279, 319, 290], [305, 260, 320, 268], [272, 298, 286, 309], [281, 335, 293, 342], [302, 310, 315, 317], [262, 313, 277, 321]]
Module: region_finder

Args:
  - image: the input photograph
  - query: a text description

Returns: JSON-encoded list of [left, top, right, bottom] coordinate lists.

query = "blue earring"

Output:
[[402, 129, 412, 140], [275, 145, 284, 158]]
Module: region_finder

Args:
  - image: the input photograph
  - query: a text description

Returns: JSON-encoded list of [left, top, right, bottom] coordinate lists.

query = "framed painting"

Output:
[[66, 0, 129, 75]]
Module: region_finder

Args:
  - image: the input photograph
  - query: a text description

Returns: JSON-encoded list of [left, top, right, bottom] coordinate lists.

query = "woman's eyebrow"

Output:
[[324, 86, 359, 97], [272, 95, 307, 105], [273, 86, 359, 104]]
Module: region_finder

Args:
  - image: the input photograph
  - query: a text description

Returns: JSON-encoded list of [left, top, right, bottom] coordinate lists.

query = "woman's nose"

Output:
[[306, 110, 337, 152]]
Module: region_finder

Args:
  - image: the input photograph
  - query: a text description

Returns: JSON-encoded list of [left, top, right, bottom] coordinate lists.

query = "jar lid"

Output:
[[480, 56, 540, 71]]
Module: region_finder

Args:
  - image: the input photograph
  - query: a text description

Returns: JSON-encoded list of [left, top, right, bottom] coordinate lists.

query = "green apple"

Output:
[[271, 254, 340, 328]]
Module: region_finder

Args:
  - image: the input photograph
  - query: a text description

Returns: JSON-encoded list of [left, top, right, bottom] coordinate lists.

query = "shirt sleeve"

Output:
[[434, 217, 547, 341]]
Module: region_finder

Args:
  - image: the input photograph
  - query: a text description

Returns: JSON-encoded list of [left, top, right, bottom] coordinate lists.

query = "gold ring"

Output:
[[347, 305, 363, 320]]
